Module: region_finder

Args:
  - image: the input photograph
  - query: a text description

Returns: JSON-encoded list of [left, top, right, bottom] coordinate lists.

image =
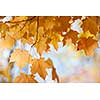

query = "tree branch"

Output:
[[0, 16, 36, 24], [31, 16, 39, 47]]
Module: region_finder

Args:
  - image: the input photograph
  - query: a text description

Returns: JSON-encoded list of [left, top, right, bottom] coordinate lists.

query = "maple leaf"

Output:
[[35, 26, 62, 54], [35, 36, 48, 55], [10, 49, 32, 69], [82, 17, 98, 35], [14, 73, 37, 83], [34, 26, 49, 55], [39, 16, 56, 31], [53, 16, 71, 32], [8, 17, 36, 40], [0, 16, 100, 83], [31, 58, 54, 79], [77, 37, 98, 56], [63, 30, 78, 45], [49, 32, 62, 50], [34, 68, 59, 83]]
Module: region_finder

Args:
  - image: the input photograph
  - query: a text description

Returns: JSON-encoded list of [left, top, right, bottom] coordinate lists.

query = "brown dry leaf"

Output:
[[77, 37, 98, 56], [0, 34, 15, 49], [31, 58, 54, 79], [82, 17, 98, 35], [14, 73, 37, 83], [63, 30, 78, 45], [52, 67, 59, 82], [10, 49, 32, 69]]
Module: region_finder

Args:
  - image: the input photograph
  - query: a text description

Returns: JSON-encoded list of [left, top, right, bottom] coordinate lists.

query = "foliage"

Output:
[[0, 16, 100, 82]]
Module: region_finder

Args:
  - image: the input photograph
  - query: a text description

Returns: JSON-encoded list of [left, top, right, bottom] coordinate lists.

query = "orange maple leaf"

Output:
[[31, 58, 53, 79], [77, 37, 98, 56], [63, 30, 78, 45], [82, 17, 98, 35]]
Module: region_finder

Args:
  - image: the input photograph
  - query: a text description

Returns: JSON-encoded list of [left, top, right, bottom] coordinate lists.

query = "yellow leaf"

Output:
[[34, 26, 47, 54], [10, 49, 32, 69], [78, 31, 96, 40], [49, 32, 61, 50], [35, 37, 48, 55]]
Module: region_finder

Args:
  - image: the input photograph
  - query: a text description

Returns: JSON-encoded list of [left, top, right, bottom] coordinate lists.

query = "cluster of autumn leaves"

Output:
[[0, 16, 100, 82]]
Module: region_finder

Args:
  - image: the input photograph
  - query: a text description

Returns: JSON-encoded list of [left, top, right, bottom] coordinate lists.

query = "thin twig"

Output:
[[18, 21, 27, 32], [31, 16, 39, 47]]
